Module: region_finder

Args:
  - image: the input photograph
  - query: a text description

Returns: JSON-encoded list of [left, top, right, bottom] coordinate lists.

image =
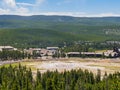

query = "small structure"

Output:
[[47, 47, 59, 50], [0, 46, 17, 51], [47, 47, 59, 56], [25, 48, 41, 55], [40, 49, 48, 56], [81, 52, 103, 57], [67, 52, 80, 57], [104, 50, 116, 57], [111, 47, 120, 57], [67, 52, 103, 57]]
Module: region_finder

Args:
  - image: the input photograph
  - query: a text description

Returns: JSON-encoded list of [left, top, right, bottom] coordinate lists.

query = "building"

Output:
[[67, 52, 103, 57], [47, 47, 59, 56], [47, 47, 59, 50], [104, 50, 114, 57], [0, 46, 17, 51], [25, 48, 41, 55], [81, 52, 103, 57], [67, 52, 80, 57], [67, 50, 119, 58], [40, 49, 48, 56]]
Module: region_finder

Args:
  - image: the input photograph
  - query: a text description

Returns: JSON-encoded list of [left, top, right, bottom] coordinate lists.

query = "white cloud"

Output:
[[0, 0, 46, 15], [0, 0, 120, 17], [29, 12, 120, 17], [16, 2, 35, 7], [82, 13, 120, 17], [0, 8, 10, 14], [34, 12, 86, 17], [98, 13, 120, 17], [15, 7, 29, 15], [0, 0, 30, 15], [2, 0, 16, 8], [36, 0, 45, 5], [16, 0, 45, 7]]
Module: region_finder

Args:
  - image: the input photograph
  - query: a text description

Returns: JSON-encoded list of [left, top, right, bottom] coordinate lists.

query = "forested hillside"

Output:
[[1, 15, 120, 28], [0, 64, 120, 90], [0, 15, 120, 48]]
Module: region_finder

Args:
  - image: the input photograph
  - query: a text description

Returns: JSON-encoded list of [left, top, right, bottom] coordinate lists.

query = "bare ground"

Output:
[[24, 58, 120, 76]]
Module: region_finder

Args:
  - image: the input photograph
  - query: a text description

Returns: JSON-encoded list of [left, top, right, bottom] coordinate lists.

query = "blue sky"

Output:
[[0, 0, 120, 17]]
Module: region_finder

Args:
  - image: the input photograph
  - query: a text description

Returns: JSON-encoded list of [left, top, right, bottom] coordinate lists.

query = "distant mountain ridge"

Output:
[[0, 15, 120, 28]]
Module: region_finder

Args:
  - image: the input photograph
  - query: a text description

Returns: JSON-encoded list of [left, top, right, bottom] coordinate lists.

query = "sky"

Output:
[[0, 0, 120, 17]]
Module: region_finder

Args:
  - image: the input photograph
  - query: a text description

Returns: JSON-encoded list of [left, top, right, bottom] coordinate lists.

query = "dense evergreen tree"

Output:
[[0, 65, 120, 90], [0, 50, 27, 61]]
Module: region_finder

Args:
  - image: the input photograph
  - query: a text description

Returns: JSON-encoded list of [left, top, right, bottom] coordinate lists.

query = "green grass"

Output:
[[0, 63, 19, 68], [0, 61, 37, 71]]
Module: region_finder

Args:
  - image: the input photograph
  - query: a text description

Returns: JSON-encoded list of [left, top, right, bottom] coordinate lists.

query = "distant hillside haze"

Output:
[[0, 15, 120, 47], [0, 15, 120, 28]]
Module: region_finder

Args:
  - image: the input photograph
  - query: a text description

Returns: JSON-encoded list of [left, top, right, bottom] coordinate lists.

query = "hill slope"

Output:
[[1, 15, 120, 28], [0, 15, 120, 47]]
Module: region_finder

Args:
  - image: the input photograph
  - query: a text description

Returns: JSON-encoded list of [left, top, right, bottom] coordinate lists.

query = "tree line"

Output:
[[0, 64, 120, 90], [0, 50, 26, 61]]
